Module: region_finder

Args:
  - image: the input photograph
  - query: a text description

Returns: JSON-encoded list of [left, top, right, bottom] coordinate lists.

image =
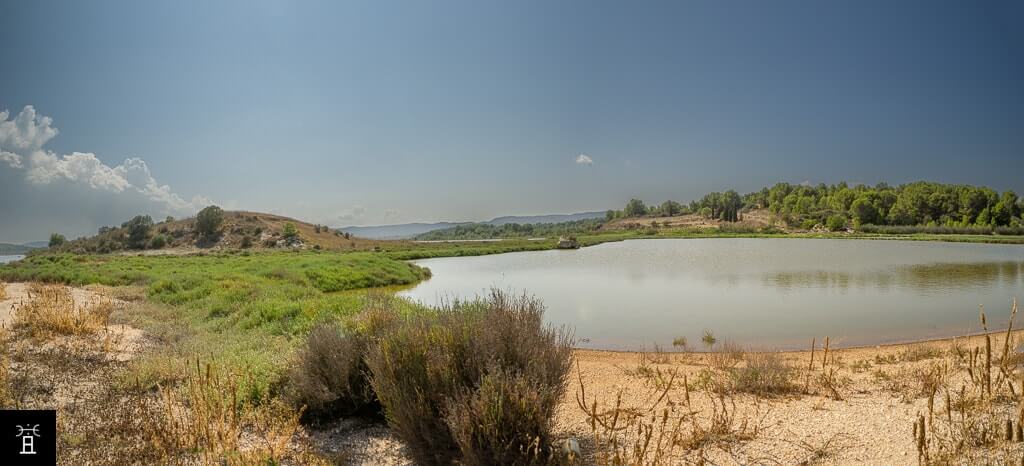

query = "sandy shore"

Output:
[[558, 331, 1024, 464], [317, 331, 1024, 465]]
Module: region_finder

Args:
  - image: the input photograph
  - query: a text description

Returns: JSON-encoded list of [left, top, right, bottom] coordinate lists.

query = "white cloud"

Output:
[[0, 106, 59, 154], [575, 154, 594, 165], [0, 150, 22, 168], [0, 106, 208, 215]]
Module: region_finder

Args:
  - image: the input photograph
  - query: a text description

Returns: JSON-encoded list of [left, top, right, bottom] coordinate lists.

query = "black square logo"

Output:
[[0, 410, 56, 465]]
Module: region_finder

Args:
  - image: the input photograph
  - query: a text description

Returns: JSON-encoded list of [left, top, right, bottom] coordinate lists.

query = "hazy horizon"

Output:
[[3, 1, 1023, 243]]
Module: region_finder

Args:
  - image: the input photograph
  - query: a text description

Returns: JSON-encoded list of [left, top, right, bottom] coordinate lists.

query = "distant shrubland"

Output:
[[414, 218, 605, 240]]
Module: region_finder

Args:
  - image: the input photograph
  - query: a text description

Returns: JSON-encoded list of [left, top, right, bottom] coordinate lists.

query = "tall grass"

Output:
[[149, 361, 306, 465], [13, 284, 113, 340]]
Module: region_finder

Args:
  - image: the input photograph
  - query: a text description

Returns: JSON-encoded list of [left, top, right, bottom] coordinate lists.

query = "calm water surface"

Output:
[[0, 255, 24, 264], [399, 239, 1024, 350]]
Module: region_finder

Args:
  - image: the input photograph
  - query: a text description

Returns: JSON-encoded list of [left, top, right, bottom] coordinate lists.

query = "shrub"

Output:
[[826, 214, 847, 232], [149, 234, 167, 249], [49, 233, 66, 248], [364, 291, 573, 465], [857, 224, 994, 235], [286, 321, 378, 422], [196, 205, 224, 237], [727, 352, 796, 395], [446, 368, 553, 465], [240, 236, 253, 249], [123, 215, 154, 249], [282, 223, 299, 242], [995, 226, 1024, 236]]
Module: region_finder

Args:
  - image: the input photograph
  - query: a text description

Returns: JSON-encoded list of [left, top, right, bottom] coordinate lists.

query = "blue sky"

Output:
[[2, 0, 1023, 242]]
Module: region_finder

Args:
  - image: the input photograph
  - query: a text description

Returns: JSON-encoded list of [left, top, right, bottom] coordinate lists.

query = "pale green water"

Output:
[[399, 239, 1024, 350]]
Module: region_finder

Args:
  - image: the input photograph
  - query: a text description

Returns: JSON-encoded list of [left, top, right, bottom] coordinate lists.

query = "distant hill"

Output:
[[0, 242, 42, 255], [339, 222, 470, 240], [339, 211, 606, 239], [488, 211, 606, 226]]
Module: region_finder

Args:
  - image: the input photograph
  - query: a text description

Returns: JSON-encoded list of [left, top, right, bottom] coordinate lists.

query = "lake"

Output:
[[0, 255, 24, 264], [399, 238, 1024, 350]]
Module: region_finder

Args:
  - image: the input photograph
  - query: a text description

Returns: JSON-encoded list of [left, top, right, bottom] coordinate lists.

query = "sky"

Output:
[[1, 0, 1023, 243]]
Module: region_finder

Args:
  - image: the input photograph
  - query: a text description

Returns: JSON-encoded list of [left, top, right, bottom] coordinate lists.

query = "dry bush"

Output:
[[365, 290, 573, 465], [0, 282, 7, 300], [727, 352, 797, 396], [285, 321, 378, 422], [677, 393, 764, 452], [446, 367, 553, 465], [899, 345, 944, 363], [705, 339, 744, 371], [13, 284, 112, 340]]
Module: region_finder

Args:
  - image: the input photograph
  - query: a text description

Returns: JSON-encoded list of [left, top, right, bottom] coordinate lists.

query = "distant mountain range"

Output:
[[0, 241, 45, 255], [338, 211, 606, 239]]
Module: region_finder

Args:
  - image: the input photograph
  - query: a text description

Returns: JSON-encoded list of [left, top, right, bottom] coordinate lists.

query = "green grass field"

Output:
[[0, 251, 435, 399]]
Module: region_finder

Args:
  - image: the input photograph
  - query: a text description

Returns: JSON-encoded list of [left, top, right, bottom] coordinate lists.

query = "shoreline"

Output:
[[572, 327, 1020, 356]]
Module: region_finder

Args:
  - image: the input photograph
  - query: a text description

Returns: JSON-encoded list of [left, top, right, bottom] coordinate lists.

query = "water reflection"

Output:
[[764, 261, 1024, 292]]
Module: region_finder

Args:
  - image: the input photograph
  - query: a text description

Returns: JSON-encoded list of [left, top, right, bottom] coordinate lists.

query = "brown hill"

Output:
[[55, 211, 393, 254]]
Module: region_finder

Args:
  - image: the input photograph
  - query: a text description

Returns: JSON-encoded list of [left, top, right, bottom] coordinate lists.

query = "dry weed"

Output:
[[13, 284, 113, 340], [913, 299, 1024, 463], [149, 360, 304, 465]]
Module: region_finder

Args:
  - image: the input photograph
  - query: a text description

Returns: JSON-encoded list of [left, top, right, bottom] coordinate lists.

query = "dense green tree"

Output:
[[992, 191, 1019, 227], [848, 197, 879, 226], [123, 215, 154, 249], [719, 190, 742, 222], [658, 200, 683, 217], [623, 199, 648, 217], [48, 233, 66, 248], [196, 205, 225, 237]]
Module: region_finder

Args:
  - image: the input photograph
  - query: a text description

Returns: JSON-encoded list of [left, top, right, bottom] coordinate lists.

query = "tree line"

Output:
[[607, 181, 1023, 230]]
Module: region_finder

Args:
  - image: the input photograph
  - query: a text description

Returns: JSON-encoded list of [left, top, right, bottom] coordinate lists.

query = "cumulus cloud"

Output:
[[0, 105, 208, 214], [575, 154, 593, 165], [0, 150, 21, 168]]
